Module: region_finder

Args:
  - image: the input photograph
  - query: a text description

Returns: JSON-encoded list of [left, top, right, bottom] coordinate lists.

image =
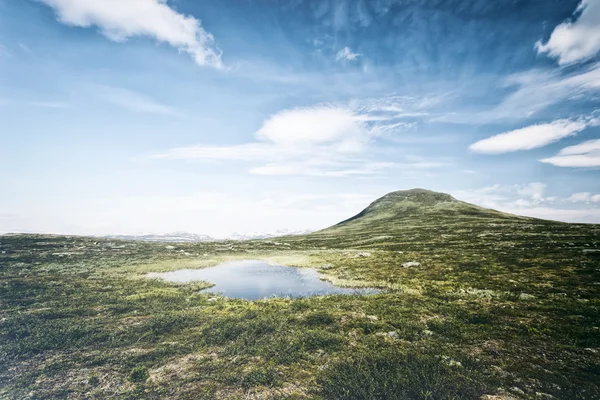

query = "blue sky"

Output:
[[1, 0, 600, 237]]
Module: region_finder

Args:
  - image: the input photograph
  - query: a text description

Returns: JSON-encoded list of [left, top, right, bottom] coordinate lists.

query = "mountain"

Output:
[[288, 188, 543, 248], [104, 229, 314, 243], [104, 232, 216, 243], [227, 229, 313, 241], [328, 188, 523, 230]]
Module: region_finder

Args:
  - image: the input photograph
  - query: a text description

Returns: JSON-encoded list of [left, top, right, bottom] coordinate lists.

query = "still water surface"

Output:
[[147, 260, 380, 300]]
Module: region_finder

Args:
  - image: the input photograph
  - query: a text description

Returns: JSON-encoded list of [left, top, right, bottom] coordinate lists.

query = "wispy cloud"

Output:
[[452, 182, 600, 223], [335, 47, 360, 62], [541, 138, 600, 167], [536, 0, 600, 65], [94, 85, 174, 115], [469, 117, 597, 154], [0, 44, 13, 58], [39, 0, 222, 68], [567, 192, 600, 202], [452, 182, 554, 210], [155, 100, 444, 176], [18, 43, 33, 54], [437, 64, 600, 124], [26, 101, 69, 109]]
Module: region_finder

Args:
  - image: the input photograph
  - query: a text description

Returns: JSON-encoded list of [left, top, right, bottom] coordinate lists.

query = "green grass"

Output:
[[1, 191, 599, 399]]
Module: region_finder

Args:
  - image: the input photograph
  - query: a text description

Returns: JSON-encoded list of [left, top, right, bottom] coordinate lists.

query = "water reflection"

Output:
[[147, 260, 380, 300]]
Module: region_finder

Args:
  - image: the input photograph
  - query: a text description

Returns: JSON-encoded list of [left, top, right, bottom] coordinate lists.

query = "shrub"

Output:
[[128, 366, 149, 383], [303, 312, 335, 326], [242, 367, 277, 388]]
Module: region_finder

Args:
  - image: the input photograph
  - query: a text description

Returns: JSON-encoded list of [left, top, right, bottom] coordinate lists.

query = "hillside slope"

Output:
[[326, 188, 528, 232], [286, 188, 577, 250]]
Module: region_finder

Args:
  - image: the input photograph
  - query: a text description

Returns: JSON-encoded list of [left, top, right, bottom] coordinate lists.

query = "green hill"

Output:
[[325, 188, 526, 232]]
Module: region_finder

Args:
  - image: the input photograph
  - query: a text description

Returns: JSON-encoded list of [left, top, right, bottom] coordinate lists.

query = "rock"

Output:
[[402, 261, 421, 268], [165, 245, 176, 250], [387, 331, 399, 339], [509, 387, 525, 396], [207, 297, 218, 302], [366, 315, 378, 321], [355, 252, 371, 258], [519, 293, 536, 300]]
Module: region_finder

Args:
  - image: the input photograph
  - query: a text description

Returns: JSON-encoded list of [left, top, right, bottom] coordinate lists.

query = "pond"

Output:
[[147, 260, 381, 300]]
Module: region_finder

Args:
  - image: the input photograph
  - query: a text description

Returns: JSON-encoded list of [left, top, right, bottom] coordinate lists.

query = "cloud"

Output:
[[39, 0, 222, 68], [469, 118, 596, 154], [436, 64, 600, 123], [536, 0, 600, 65], [336, 47, 360, 62], [452, 182, 554, 209], [502, 206, 600, 223], [257, 106, 366, 150], [567, 192, 600, 202], [156, 105, 380, 176], [26, 101, 69, 109], [451, 183, 600, 223], [155, 101, 443, 176], [249, 160, 396, 177], [541, 138, 600, 167], [94, 85, 174, 114]]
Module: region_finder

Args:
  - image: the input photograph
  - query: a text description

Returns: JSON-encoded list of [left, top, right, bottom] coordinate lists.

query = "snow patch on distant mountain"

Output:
[[227, 229, 313, 241], [104, 229, 312, 242], [104, 232, 216, 243]]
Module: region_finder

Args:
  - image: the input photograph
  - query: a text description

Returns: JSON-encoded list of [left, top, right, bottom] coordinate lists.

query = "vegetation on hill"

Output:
[[1, 190, 599, 399]]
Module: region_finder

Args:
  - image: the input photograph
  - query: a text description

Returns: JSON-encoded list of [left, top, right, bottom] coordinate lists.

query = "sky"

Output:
[[1, 0, 600, 237]]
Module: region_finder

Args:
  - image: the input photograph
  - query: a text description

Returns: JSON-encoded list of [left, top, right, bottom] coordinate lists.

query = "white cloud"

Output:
[[437, 64, 600, 123], [502, 206, 600, 223], [256, 106, 366, 151], [567, 192, 600, 202], [453, 182, 554, 209], [541, 138, 600, 167], [469, 118, 595, 154], [336, 47, 360, 62], [155, 99, 446, 176], [94, 85, 174, 114], [40, 0, 222, 68], [249, 161, 396, 177], [452, 183, 600, 223], [536, 0, 600, 65], [26, 101, 69, 109], [156, 105, 378, 176]]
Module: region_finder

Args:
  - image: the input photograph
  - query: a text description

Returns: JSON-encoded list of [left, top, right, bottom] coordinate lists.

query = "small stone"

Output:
[[402, 261, 421, 268], [519, 293, 536, 300], [355, 252, 371, 258], [387, 331, 399, 339], [207, 297, 218, 302], [366, 315, 378, 321], [509, 386, 525, 396]]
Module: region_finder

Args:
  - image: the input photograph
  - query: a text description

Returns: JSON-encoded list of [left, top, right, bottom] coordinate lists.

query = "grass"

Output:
[[1, 191, 599, 399]]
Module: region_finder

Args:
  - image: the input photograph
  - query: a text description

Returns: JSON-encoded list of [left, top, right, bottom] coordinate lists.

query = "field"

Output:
[[1, 191, 599, 399]]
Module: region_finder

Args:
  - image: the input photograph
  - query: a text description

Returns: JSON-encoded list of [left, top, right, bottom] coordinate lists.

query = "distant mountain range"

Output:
[[104, 229, 312, 243]]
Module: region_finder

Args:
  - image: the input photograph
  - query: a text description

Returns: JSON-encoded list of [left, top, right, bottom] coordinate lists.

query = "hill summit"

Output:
[[320, 188, 525, 235]]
